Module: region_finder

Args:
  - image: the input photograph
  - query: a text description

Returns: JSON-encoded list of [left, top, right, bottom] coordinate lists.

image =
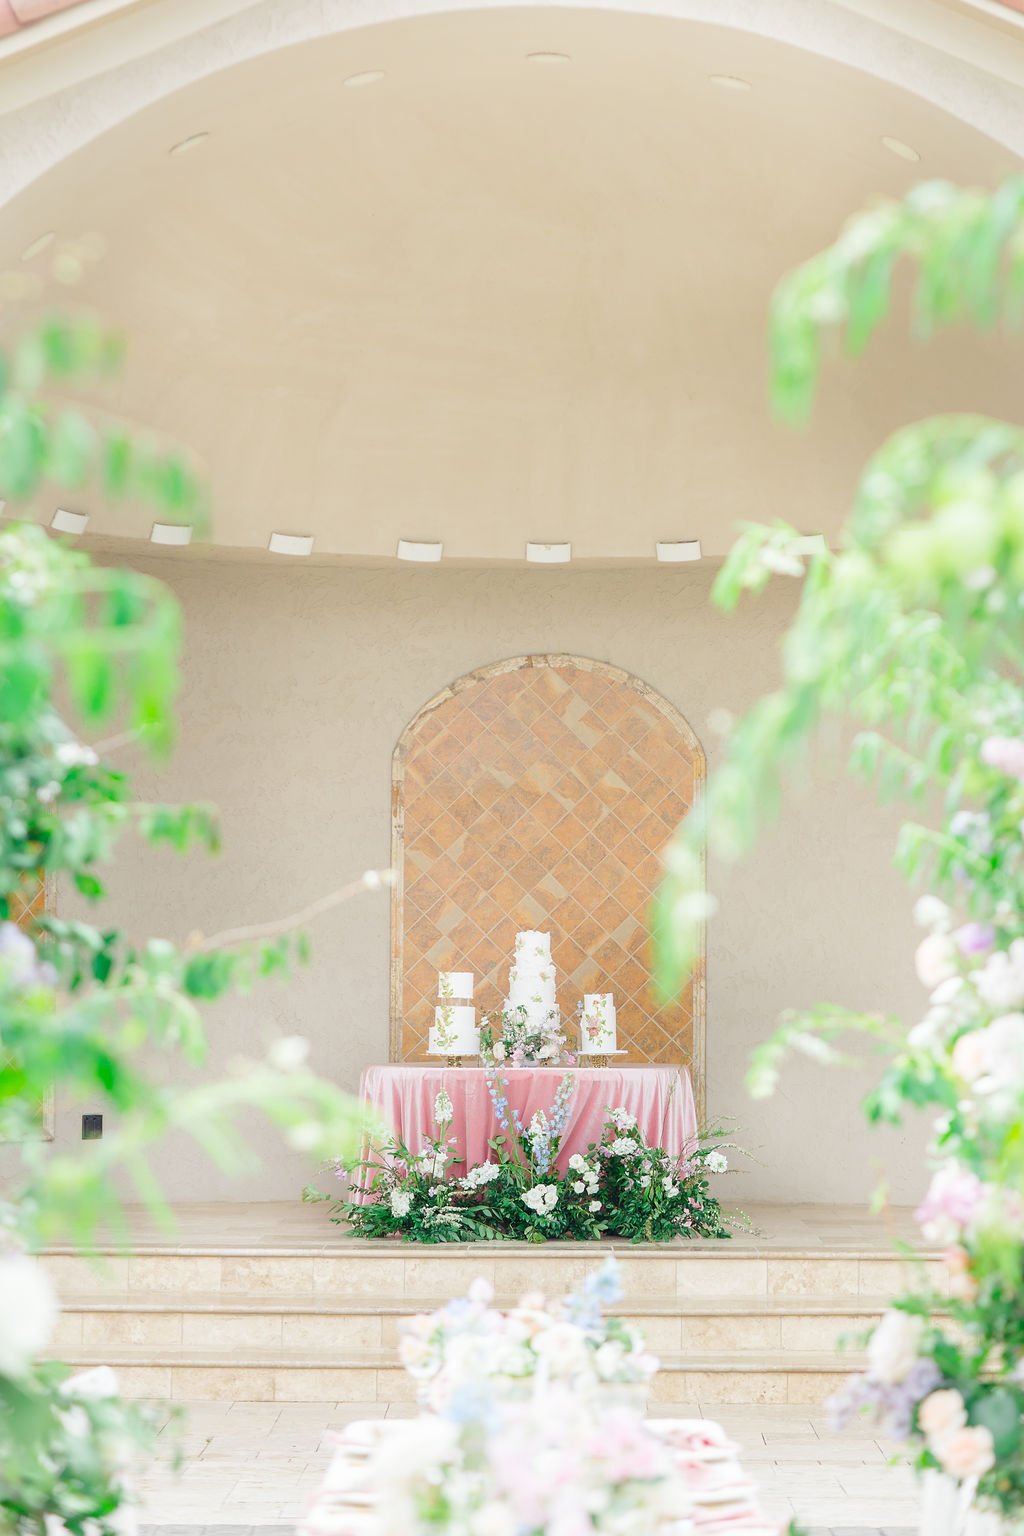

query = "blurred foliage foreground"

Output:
[[657, 179, 1024, 1517], [0, 309, 371, 1532]]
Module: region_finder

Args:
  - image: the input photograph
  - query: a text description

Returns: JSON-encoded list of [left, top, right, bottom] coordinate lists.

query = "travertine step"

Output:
[[52, 1290, 885, 1357], [40, 1247, 945, 1304], [49, 1341, 864, 1405]]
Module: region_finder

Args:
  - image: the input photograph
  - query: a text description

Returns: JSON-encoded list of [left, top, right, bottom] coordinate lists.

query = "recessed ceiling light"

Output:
[[881, 136, 919, 163], [794, 533, 827, 554], [169, 132, 210, 157], [526, 51, 571, 65], [709, 74, 751, 92], [151, 523, 192, 546], [51, 508, 88, 535], [397, 539, 443, 563], [268, 532, 314, 557], [21, 232, 55, 262], [526, 542, 571, 563], [656, 540, 702, 563], [344, 70, 385, 87]]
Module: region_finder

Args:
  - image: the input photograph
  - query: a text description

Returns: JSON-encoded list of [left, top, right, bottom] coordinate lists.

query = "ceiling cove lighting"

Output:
[[709, 74, 751, 91], [795, 533, 827, 555], [881, 136, 920, 162], [268, 532, 314, 556], [344, 70, 385, 87], [656, 540, 702, 563], [169, 132, 210, 157], [526, 51, 571, 65], [151, 523, 193, 546], [397, 539, 443, 562], [526, 542, 571, 563], [51, 508, 88, 535]]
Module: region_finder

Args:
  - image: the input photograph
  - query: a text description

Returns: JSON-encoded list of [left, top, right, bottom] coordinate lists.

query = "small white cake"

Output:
[[438, 971, 474, 1000], [581, 993, 617, 1053], [429, 1003, 480, 1056]]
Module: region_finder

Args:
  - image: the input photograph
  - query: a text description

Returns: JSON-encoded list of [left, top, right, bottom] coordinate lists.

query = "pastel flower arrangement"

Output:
[[370, 1263, 693, 1536], [478, 1004, 574, 1067], [324, 1096, 735, 1244], [824, 887, 1024, 1517]]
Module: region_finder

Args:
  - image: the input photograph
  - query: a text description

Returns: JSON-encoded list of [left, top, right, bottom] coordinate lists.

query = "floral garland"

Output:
[[318, 1087, 736, 1243]]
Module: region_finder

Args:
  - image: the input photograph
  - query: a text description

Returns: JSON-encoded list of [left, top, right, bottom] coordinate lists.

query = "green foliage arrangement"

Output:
[[0, 299, 371, 1532], [312, 1087, 734, 1244], [655, 178, 1024, 1520]]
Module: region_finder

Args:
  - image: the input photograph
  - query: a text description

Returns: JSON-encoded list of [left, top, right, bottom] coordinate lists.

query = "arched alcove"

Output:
[[391, 655, 706, 1114]]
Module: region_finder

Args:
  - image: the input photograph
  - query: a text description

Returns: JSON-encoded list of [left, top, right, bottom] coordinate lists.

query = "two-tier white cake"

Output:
[[429, 971, 480, 1056], [505, 930, 560, 1033]]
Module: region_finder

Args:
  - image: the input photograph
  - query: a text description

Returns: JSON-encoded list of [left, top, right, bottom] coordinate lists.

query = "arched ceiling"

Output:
[[1, 4, 1022, 564]]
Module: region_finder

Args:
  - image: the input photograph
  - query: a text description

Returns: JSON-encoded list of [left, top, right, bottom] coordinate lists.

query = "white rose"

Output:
[[267, 1034, 310, 1072], [915, 934, 957, 991], [568, 1154, 587, 1173], [976, 940, 1024, 1011], [867, 1309, 924, 1385], [589, 1200, 602, 1213], [914, 896, 951, 932], [572, 1181, 585, 1194], [0, 1255, 59, 1376], [492, 1042, 507, 1061]]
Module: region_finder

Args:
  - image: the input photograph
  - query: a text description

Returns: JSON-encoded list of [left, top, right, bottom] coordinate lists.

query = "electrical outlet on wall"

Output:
[[81, 1114, 103, 1140]]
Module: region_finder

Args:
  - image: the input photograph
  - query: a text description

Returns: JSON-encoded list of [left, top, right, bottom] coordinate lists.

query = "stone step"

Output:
[[52, 1291, 886, 1356], [39, 1247, 945, 1304], [48, 1342, 863, 1406]]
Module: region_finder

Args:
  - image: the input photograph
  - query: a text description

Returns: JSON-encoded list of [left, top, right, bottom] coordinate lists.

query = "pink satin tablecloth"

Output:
[[357, 1065, 698, 1185]]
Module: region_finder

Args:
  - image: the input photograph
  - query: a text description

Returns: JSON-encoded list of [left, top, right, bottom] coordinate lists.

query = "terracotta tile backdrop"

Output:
[[391, 656, 705, 1105]]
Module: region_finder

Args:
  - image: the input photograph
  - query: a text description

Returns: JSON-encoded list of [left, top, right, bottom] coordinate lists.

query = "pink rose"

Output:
[[919, 1388, 967, 1440], [916, 1165, 985, 1244], [980, 736, 1024, 781], [936, 1424, 995, 1480], [943, 1247, 978, 1303]]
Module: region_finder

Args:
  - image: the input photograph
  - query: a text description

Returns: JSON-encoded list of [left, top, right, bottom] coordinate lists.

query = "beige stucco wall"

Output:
[[52, 555, 928, 1209]]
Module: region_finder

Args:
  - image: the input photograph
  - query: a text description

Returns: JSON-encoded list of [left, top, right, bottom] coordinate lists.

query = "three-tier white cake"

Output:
[[505, 930, 560, 1033], [429, 971, 480, 1056]]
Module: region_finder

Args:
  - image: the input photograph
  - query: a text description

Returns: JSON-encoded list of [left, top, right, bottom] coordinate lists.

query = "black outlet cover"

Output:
[[82, 1114, 103, 1140]]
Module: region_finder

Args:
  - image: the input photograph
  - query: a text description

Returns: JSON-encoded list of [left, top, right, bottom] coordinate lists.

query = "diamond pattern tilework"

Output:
[[392, 659, 705, 1087]]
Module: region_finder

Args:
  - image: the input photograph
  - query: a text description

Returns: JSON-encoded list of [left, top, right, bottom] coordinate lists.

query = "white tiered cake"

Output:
[[581, 993, 618, 1054], [429, 972, 480, 1057], [506, 930, 560, 1034]]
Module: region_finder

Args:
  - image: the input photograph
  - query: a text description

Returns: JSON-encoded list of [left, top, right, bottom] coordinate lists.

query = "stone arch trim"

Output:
[[390, 654, 706, 1118], [2, 0, 1023, 211]]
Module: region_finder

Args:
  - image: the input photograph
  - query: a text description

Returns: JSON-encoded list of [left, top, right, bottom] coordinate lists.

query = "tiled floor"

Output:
[[134, 1398, 921, 1531]]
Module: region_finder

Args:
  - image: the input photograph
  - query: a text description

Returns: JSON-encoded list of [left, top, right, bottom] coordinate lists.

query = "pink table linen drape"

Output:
[[355, 1065, 698, 1196]]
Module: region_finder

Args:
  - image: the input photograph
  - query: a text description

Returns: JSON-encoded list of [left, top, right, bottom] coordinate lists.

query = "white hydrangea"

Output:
[[609, 1137, 637, 1157], [704, 1150, 728, 1174], [390, 1189, 413, 1218], [462, 1161, 501, 1189]]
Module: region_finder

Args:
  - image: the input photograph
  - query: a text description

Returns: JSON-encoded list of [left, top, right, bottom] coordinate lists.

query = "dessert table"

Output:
[[358, 1063, 697, 1176]]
